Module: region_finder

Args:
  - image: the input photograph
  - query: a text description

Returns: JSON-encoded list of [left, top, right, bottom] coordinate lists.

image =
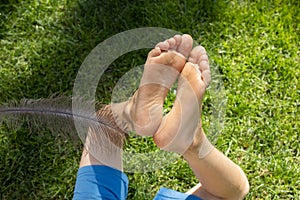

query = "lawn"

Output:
[[0, 0, 299, 199]]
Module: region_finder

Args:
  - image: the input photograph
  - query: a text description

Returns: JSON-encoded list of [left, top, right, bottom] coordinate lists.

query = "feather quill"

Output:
[[0, 96, 128, 150]]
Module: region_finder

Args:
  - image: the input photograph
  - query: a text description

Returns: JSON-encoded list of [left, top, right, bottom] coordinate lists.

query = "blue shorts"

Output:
[[73, 165, 201, 200]]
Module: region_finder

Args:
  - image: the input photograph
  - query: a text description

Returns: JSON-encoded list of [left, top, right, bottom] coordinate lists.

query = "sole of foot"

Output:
[[127, 34, 193, 136]]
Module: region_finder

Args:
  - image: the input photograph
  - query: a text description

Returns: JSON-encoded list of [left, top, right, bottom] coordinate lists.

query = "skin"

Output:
[[124, 34, 193, 136], [79, 34, 250, 200]]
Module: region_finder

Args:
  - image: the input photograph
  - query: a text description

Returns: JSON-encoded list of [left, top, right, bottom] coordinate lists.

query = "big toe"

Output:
[[176, 34, 193, 58], [188, 46, 211, 87]]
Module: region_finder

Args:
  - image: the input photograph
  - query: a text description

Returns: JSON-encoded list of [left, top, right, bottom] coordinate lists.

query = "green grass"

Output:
[[0, 0, 299, 199]]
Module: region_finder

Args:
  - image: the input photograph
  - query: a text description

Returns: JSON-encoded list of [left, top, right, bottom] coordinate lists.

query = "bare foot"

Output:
[[125, 34, 193, 136], [153, 45, 211, 155]]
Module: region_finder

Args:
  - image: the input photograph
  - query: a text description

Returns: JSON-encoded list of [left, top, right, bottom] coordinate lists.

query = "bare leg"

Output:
[[154, 45, 249, 199], [79, 35, 193, 170], [183, 128, 249, 199], [79, 105, 126, 171]]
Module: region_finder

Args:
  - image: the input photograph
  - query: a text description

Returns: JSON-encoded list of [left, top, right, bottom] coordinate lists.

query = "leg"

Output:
[[73, 106, 128, 200], [154, 45, 249, 199], [73, 35, 193, 199]]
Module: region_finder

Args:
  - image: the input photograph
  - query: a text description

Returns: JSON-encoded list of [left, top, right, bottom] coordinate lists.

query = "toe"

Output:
[[174, 35, 182, 47], [188, 45, 207, 64], [199, 60, 210, 72], [156, 41, 169, 51], [148, 47, 162, 58], [199, 60, 211, 87], [199, 54, 209, 63], [177, 34, 193, 58], [188, 45, 211, 87], [202, 70, 211, 87], [167, 38, 176, 49]]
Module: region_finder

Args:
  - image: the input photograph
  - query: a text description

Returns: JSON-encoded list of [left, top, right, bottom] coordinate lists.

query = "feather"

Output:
[[0, 96, 128, 151]]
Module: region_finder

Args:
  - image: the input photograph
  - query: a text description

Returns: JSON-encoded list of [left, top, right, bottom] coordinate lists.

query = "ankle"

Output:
[[183, 127, 214, 160], [111, 101, 134, 132]]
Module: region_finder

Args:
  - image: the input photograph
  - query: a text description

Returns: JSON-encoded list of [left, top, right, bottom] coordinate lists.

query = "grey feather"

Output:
[[0, 96, 128, 150]]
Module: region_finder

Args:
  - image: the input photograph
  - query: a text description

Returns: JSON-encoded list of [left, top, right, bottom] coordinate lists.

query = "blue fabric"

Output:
[[73, 165, 129, 200], [73, 165, 202, 200], [154, 187, 202, 200]]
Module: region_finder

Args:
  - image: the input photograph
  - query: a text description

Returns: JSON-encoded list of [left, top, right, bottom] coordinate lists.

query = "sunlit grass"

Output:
[[0, 0, 299, 199]]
